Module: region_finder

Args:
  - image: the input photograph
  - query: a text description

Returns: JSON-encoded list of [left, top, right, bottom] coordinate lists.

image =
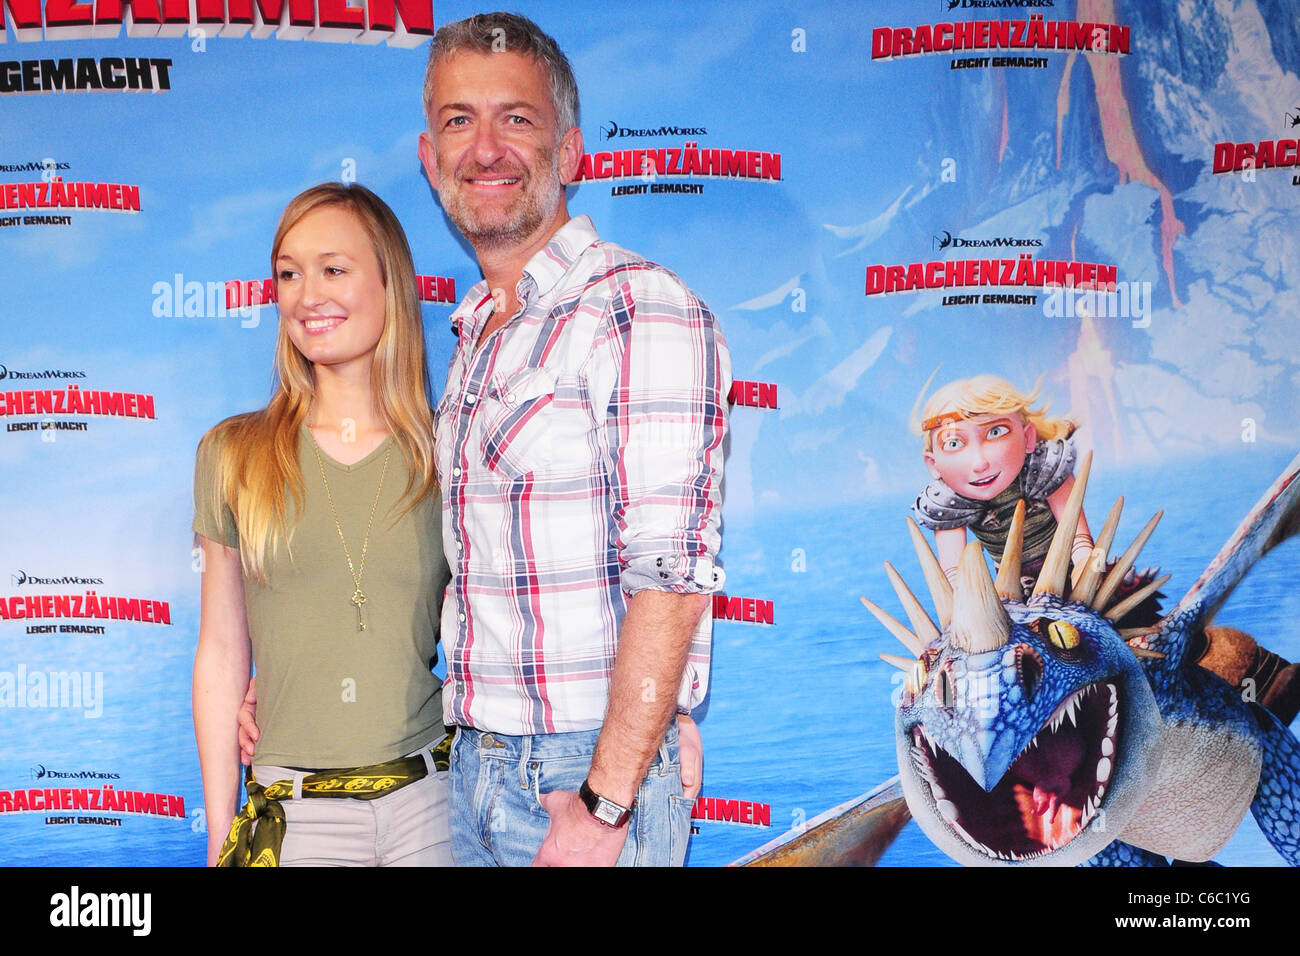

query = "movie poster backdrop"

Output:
[[2, 0, 1298, 866]]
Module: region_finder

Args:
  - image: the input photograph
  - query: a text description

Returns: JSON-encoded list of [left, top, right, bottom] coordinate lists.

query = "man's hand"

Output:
[[679, 713, 702, 801], [532, 789, 628, 867], [237, 677, 258, 766]]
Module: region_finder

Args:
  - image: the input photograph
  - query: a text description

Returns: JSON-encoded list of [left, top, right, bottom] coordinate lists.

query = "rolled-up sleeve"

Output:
[[600, 266, 730, 596]]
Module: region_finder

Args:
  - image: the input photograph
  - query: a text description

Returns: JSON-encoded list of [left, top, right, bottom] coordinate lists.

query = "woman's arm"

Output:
[[192, 534, 252, 866]]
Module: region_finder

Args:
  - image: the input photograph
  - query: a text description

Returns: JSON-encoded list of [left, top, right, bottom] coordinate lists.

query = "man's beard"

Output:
[[438, 152, 563, 252]]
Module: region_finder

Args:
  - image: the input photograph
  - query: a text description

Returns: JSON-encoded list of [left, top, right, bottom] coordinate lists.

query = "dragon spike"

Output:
[[860, 596, 925, 657], [1070, 496, 1124, 605], [879, 653, 916, 672], [907, 516, 953, 629], [948, 542, 1011, 654], [1127, 644, 1166, 660], [1105, 573, 1172, 623], [1092, 510, 1164, 613], [993, 500, 1026, 601], [884, 562, 941, 645], [1118, 626, 1160, 639], [1033, 451, 1093, 598]]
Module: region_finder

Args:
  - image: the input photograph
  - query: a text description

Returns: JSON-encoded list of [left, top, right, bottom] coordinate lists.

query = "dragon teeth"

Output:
[[1101, 737, 1113, 757], [1096, 756, 1112, 783]]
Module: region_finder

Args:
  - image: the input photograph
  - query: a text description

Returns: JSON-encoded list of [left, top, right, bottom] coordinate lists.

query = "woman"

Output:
[[192, 182, 450, 866]]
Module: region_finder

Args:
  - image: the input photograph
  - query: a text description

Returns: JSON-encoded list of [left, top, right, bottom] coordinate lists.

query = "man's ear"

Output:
[[418, 131, 439, 191], [557, 125, 584, 186]]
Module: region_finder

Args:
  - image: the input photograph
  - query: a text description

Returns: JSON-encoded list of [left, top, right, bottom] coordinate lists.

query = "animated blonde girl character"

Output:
[[913, 375, 1093, 586], [911, 373, 1300, 725]]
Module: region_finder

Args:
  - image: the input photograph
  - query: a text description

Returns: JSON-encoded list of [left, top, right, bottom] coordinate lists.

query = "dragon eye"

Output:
[[1047, 620, 1081, 651], [906, 658, 928, 697]]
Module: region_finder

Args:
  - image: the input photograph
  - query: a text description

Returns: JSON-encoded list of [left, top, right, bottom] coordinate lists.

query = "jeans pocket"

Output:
[[668, 795, 694, 867], [531, 754, 590, 818]]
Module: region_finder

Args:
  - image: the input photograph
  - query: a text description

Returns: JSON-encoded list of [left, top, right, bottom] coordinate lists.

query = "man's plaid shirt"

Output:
[[435, 216, 730, 735]]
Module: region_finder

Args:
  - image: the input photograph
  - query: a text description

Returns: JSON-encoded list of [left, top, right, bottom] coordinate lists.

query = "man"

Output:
[[417, 12, 729, 866]]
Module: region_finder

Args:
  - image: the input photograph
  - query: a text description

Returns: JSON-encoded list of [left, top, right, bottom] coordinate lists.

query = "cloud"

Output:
[[729, 275, 802, 311], [781, 326, 891, 418], [752, 315, 830, 374], [824, 186, 912, 257]]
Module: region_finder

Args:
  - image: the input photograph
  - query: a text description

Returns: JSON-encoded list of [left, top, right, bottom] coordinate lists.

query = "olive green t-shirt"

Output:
[[193, 424, 448, 768]]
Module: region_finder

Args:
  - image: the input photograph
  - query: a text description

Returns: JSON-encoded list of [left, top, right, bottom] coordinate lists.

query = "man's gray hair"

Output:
[[422, 12, 580, 139]]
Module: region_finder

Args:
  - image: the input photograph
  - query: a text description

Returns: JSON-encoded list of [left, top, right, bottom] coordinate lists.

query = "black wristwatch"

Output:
[[578, 778, 634, 829]]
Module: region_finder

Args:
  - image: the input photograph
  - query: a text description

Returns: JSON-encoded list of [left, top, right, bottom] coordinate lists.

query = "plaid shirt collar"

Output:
[[449, 215, 600, 340]]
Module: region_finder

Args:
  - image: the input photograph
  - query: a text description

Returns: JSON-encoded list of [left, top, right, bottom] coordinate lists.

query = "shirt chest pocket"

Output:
[[476, 367, 560, 480]]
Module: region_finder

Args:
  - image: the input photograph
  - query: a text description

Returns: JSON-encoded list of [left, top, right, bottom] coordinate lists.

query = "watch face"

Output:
[[594, 801, 624, 826]]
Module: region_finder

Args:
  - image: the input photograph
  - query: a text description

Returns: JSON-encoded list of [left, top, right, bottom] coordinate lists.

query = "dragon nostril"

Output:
[[1017, 644, 1043, 699], [936, 667, 955, 708]]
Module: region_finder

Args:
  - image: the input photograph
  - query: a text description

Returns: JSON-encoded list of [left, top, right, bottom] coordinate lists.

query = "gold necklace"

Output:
[[309, 429, 393, 632]]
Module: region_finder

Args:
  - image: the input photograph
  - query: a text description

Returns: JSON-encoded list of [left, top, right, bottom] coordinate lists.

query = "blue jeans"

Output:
[[449, 721, 692, 866]]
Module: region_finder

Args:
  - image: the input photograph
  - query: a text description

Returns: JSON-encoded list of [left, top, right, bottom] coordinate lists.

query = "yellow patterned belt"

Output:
[[216, 735, 453, 868]]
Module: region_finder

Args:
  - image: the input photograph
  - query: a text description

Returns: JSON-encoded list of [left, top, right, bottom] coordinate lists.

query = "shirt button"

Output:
[[458, 612, 466, 622], [506, 393, 516, 403], [465, 394, 477, 405], [453, 466, 462, 476]]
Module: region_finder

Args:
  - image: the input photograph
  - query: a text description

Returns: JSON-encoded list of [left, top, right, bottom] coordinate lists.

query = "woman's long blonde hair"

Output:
[[199, 183, 436, 583], [918, 374, 1074, 452]]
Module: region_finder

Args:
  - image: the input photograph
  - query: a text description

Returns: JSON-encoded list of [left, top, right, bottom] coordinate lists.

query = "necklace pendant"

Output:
[[351, 588, 367, 632]]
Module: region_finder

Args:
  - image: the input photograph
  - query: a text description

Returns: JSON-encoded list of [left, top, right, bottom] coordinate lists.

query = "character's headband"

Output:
[[921, 410, 963, 432]]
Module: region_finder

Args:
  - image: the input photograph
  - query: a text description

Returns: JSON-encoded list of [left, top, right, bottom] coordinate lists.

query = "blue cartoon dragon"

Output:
[[736, 452, 1300, 867], [870, 452, 1300, 866]]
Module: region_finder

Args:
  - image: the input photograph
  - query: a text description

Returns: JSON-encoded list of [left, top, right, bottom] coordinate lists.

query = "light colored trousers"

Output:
[[251, 739, 452, 867]]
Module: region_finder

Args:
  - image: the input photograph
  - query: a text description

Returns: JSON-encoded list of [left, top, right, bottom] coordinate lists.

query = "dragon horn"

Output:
[[1071, 496, 1123, 604], [949, 542, 1011, 654], [993, 500, 1026, 601], [1127, 644, 1165, 660], [884, 562, 941, 644], [1033, 451, 1092, 598], [879, 653, 916, 671], [907, 517, 953, 629], [1105, 573, 1172, 622], [860, 596, 925, 657], [1118, 626, 1160, 639], [1092, 511, 1164, 612]]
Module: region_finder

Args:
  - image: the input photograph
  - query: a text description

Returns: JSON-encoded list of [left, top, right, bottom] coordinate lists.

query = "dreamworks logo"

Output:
[[12, 571, 104, 587], [31, 765, 120, 781], [933, 230, 1043, 250], [599, 119, 709, 140], [944, 0, 1054, 9], [0, 364, 88, 381]]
